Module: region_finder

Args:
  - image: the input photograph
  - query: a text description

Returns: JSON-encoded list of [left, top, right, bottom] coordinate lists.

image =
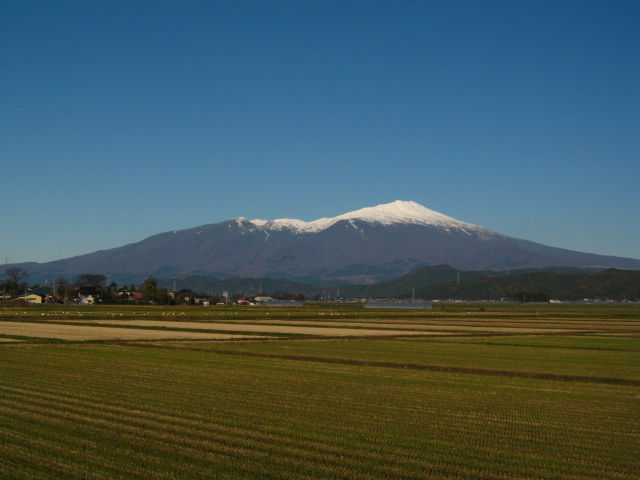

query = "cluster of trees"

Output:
[[0, 270, 172, 305], [1, 268, 31, 299], [2, 269, 310, 305], [136, 277, 173, 305], [1, 270, 109, 294], [68, 275, 175, 305]]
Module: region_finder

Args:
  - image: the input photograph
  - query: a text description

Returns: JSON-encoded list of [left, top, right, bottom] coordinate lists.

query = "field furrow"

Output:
[[0, 304, 638, 479]]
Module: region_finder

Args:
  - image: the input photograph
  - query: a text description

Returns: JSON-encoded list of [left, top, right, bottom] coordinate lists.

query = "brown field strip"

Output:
[[225, 318, 640, 327], [49, 319, 453, 336], [211, 319, 595, 333], [0, 322, 268, 341]]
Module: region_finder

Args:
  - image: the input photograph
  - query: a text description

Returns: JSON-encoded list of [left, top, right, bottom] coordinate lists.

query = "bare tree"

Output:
[[74, 274, 107, 288], [52, 277, 70, 300], [4, 268, 29, 288], [53, 277, 69, 289]]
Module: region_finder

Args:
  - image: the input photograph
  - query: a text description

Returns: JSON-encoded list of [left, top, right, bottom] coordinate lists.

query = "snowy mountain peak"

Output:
[[250, 200, 483, 234], [332, 200, 461, 226]]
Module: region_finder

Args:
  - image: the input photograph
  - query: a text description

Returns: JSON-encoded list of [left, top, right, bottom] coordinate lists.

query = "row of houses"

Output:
[[7, 288, 302, 306], [8, 288, 208, 305]]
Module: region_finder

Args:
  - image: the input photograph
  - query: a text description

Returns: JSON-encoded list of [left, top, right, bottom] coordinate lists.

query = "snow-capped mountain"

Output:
[[249, 200, 485, 234], [12, 201, 640, 286]]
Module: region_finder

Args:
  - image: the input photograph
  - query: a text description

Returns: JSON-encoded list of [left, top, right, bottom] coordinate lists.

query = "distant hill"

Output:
[[337, 265, 494, 298], [339, 266, 639, 301], [147, 266, 638, 302], [420, 268, 640, 301], [11, 201, 640, 286]]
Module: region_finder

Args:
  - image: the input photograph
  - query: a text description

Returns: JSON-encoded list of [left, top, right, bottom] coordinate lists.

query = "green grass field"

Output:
[[0, 304, 638, 479]]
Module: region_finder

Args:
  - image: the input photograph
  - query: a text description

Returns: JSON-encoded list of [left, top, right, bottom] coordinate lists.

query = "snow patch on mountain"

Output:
[[249, 200, 485, 234], [249, 218, 311, 231]]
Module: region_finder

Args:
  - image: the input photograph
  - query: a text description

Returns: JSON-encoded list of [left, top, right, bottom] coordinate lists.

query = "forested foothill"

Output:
[[3, 265, 639, 306]]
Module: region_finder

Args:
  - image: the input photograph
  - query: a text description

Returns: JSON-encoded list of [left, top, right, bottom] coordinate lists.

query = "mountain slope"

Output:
[[418, 268, 640, 301], [12, 201, 640, 285]]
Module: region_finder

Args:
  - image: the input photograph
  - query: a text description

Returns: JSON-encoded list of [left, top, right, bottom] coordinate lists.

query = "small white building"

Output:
[[78, 294, 95, 305]]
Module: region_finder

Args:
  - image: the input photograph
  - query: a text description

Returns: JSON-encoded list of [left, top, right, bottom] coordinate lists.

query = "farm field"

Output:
[[0, 304, 638, 479], [0, 322, 269, 341], [48, 319, 452, 337]]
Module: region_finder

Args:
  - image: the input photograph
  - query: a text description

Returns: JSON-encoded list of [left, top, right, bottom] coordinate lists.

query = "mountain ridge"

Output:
[[248, 200, 487, 234], [6, 201, 640, 286]]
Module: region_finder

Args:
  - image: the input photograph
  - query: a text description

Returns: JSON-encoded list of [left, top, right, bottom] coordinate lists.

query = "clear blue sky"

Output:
[[1, 0, 638, 264]]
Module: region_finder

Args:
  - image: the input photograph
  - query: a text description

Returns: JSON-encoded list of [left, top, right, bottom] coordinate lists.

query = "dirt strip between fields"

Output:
[[49, 319, 453, 337], [0, 322, 269, 341], [214, 319, 586, 333]]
